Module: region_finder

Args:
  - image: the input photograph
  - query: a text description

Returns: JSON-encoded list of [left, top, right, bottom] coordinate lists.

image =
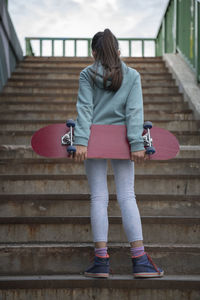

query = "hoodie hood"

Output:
[[87, 60, 127, 89]]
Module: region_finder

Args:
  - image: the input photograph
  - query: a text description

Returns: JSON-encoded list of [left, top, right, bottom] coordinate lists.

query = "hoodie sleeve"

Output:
[[125, 72, 145, 152], [74, 69, 94, 146]]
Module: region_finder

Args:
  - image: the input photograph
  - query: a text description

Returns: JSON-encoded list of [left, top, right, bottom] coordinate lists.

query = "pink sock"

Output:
[[131, 246, 145, 257], [95, 247, 108, 257]]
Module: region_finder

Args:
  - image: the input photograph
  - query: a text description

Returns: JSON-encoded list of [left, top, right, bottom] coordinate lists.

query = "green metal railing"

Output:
[[25, 37, 156, 58], [156, 0, 200, 82]]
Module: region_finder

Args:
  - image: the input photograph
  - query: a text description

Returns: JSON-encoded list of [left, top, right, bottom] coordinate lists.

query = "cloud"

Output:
[[8, 0, 169, 55]]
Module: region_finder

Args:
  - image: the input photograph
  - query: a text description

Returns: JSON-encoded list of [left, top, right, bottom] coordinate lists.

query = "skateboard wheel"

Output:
[[143, 121, 153, 129], [66, 119, 75, 128], [67, 145, 76, 153], [146, 146, 156, 155]]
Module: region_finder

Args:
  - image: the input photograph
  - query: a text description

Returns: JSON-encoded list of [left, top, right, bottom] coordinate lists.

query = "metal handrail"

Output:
[[25, 37, 156, 57]]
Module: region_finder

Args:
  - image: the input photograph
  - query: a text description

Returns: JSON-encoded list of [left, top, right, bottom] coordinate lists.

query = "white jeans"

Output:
[[84, 159, 143, 243]]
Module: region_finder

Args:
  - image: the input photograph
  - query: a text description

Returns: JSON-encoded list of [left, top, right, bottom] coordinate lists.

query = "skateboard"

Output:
[[31, 120, 180, 160]]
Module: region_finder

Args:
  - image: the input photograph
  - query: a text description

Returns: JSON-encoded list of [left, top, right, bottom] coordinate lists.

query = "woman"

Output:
[[73, 28, 164, 278]]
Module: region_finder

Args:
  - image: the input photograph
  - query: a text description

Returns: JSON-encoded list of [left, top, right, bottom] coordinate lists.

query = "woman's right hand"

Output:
[[130, 150, 148, 163], [72, 145, 87, 162]]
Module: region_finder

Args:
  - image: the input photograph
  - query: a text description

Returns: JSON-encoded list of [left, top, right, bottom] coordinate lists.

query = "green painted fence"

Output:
[[156, 0, 200, 82]]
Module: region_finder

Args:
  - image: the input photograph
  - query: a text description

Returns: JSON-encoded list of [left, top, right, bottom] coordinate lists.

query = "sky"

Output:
[[8, 0, 169, 56]]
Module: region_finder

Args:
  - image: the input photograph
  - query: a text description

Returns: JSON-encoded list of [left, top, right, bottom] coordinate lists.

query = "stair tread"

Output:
[[0, 109, 193, 113], [0, 216, 199, 224], [0, 174, 198, 179], [0, 157, 199, 163], [0, 119, 197, 123], [0, 193, 199, 201], [0, 130, 199, 135], [0, 242, 199, 249]]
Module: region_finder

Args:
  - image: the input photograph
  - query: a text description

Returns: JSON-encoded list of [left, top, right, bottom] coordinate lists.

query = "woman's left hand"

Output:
[[72, 145, 88, 162], [130, 150, 148, 163]]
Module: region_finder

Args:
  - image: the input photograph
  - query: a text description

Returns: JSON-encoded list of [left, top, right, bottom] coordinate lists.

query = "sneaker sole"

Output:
[[84, 272, 109, 278], [133, 271, 164, 278]]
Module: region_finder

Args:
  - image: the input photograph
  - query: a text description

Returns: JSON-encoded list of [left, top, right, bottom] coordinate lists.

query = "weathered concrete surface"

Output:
[[163, 53, 200, 120]]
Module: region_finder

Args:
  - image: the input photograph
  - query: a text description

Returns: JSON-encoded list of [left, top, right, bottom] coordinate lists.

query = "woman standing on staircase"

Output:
[[73, 28, 164, 278]]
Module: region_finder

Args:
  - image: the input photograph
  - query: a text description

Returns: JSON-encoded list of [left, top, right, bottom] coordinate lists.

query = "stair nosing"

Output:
[[0, 194, 199, 202], [0, 216, 199, 225]]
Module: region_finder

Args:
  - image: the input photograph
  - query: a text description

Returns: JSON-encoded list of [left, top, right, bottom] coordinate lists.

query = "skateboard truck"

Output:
[[143, 121, 156, 155], [61, 119, 76, 155]]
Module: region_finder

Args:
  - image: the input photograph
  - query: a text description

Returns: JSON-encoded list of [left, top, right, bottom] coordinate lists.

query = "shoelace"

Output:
[[145, 252, 161, 274]]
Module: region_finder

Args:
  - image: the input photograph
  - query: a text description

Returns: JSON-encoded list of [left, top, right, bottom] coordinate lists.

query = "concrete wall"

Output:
[[0, 0, 23, 91], [164, 53, 200, 120]]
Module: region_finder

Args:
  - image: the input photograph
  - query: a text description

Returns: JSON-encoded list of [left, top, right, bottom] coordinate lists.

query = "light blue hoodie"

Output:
[[74, 60, 145, 152]]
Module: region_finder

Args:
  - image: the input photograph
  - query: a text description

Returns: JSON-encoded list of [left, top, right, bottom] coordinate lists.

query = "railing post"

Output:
[[52, 39, 54, 56], [88, 39, 91, 57], [25, 38, 34, 56], [74, 40, 77, 57], [40, 39, 42, 56], [25, 38, 30, 56], [173, 0, 178, 53], [63, 40, 65, 56], [129, 40, 132, 56], [195, 0, 200, 82], [162, 19, 166, 55], [142, 40, 144, 57]]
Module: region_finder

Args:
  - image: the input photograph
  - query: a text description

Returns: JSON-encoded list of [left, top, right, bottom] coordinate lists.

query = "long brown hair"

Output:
[[91, 29, 123, 92]]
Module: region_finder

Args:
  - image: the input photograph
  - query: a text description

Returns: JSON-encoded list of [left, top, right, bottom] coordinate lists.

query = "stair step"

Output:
[[23, 56, 163, 61], [0, 216, 199, 244], [0, 194, 199, 217], [0, 274, 199, 300], [15, 64, 168, 72], [0, 94, 183, 103], [11, 71, 173, 80], [0, 158, 199, 176], [7, 78, 176, 87], [1, 144, 199, 159], [14, 67, 169, 76], [0, 174, 199, 195], [0, 110, 193, 121], [0, 130, 198, 145], [19, 60, 165, 68], [0, 119, 198, 131], [0, 101, 188, 113], [0, 243, 199, 276], [3, 86, 179, 95]]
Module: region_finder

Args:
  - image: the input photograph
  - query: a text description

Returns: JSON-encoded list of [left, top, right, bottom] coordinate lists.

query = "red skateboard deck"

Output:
[[31, 123, 180, 160]]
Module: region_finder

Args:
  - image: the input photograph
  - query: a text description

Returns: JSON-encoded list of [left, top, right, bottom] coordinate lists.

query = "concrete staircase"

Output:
[[0, 56, 199, 299]]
